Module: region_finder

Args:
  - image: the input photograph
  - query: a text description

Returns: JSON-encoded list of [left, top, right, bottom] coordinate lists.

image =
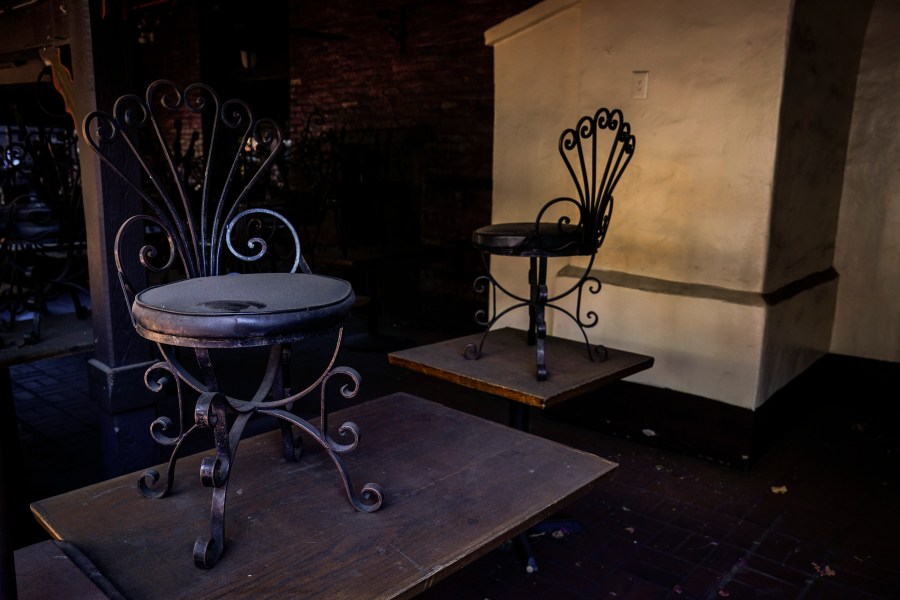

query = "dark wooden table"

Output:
[[388, 328, 653, 571], [30, 392, 616, 600], [388, 327, 654, 410]]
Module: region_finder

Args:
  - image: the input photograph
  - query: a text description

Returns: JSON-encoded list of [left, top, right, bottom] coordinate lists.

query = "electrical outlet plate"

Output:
[[632, 71, 649, 99]]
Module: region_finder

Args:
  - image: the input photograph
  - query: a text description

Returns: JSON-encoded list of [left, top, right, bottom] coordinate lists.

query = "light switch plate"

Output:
[[632, 71, 649, 99]]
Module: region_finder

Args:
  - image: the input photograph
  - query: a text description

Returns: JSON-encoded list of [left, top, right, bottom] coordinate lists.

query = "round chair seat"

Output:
[[472, 222, 584, 257], [132, 272, 355, 348]]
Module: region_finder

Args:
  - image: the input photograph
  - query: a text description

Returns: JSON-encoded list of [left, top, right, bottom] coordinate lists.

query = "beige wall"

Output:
[[487, 0, 881, 409], [832, 0, 900, 362], [576, 0, 787, 292]]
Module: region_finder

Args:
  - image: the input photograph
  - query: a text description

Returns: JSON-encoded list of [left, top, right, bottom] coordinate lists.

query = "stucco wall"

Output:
[[766, 0, 873, 293], [575, 0, 788, 293], [487, 0, 795, 408], [490, 0, 790, 293], [486, 0, 582, 333], [831, 0, 900, 362]]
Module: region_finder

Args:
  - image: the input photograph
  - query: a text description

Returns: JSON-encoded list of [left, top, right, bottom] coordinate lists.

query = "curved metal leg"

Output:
[[192, 391, 234, 569], [136, 331, 382, 569], [527, 257, 539, 347], [464, 252, 536, 361], [258, 407, 384, 513], [470, 252, 608, 380], [533, 257, 549, 381], [137, 356, 203, 499]]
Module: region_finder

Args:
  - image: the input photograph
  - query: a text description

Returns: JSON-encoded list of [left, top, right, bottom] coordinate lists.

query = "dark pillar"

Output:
[[69, 0, 158, 477]]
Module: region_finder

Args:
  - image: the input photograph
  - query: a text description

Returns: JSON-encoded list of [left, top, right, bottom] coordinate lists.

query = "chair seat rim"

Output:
[[131, 272, 355, 348], [472, 221, 584, 257]]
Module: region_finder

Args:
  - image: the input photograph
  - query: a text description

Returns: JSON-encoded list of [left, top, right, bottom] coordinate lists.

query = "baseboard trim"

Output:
[[545, 352, 869, 469]]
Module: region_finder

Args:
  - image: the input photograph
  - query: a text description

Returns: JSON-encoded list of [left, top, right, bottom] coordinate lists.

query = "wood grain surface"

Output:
[[388, 327, 654, 408], [31, 393, 616, 599]]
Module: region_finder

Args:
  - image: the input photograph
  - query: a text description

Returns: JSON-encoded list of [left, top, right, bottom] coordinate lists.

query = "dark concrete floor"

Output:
[[10, 315, 900, 599]]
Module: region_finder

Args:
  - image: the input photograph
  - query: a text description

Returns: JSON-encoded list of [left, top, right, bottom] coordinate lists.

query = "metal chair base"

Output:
[[136, 329, 383, 569], [465, 254, 607, 381]]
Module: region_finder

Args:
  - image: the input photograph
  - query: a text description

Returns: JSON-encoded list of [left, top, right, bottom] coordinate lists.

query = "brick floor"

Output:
[[9, 320, 900, 599]]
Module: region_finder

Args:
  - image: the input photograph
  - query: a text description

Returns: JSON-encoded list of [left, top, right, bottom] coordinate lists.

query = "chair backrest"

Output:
[[1, 129, 82, 246], [540, 107, 635, 255], [82, 80, 306, 306]]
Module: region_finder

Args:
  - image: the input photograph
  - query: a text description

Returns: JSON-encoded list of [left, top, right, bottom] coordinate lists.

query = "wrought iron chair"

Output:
[[0, 129, 89, 344], [82, 80, 383, 569], [466, 107, 635, 381]]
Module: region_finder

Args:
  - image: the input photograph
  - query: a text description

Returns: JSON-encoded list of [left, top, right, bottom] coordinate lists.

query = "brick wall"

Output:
[[289, 0, 535, 243], [287, 0, 537, 327], [134, 1, 202, 156]]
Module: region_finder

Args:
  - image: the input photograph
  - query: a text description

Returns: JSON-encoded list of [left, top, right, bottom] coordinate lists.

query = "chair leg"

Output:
[[193, 391, 233, 569], [471, 253, 607, 382], [527, 257, 538, 347], [533, 257, 549, 381], [274, 346, 303, 462], [139, 336, 383, 569]]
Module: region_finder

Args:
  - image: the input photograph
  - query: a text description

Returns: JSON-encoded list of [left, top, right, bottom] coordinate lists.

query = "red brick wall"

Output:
[[287, 0, 537, 323], [288, 1, 535, 240], [133, 1, 203, 155]]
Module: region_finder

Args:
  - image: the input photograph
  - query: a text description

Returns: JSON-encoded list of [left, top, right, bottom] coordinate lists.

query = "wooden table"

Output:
[[388, 327, 654, 411], [388, 328, 652, 571], [30, 392, 616, 600]]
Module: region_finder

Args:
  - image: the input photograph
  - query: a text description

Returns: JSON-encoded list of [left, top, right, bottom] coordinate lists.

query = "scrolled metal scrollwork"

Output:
[[533, 196, 585, 253], [556, 108, 635, 249], [82, 80, 294, 283], [356, 482, 385, 513], [133, 329, 384, 565], [225, 208, 305, 274], [136, 359, 201, 499], [319, 365, 362, 453]]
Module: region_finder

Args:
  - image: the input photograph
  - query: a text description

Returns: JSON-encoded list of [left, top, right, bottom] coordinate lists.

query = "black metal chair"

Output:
[[0, 130, 89, 344], [82, 80, 383, 569], [466, 107, 635, 381]]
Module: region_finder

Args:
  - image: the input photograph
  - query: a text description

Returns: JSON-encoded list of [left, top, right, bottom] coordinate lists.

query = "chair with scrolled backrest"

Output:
[[466, 107, 635, 381], [0, 129, 88, 342], [82, 80, 382, 570]]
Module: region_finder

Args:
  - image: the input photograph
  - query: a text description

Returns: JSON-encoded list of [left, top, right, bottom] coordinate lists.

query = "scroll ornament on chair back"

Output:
[[542, 107, 635, 256], [81, 80, 306, 312]]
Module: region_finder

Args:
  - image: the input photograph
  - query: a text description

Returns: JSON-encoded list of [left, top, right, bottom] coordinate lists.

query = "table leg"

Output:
[[506, 401, 539, 572]]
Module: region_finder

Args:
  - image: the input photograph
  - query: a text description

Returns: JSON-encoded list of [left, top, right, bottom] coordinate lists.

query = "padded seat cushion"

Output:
[[472, 222, 583, 256], [132, 272, 355, 347]]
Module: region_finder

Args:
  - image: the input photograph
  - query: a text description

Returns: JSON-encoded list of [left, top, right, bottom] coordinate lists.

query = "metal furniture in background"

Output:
[[82, 80, 382, 569], [466, 108, 636, 381], [0, 128, 89, 345]]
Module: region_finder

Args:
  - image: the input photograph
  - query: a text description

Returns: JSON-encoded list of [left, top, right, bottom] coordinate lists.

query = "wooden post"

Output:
[[69, 0, 158, 477]]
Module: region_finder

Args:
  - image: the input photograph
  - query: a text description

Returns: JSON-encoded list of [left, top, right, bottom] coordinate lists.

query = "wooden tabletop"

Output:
[[31, 392, 616, 600], [388, 327, 654, 409]]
